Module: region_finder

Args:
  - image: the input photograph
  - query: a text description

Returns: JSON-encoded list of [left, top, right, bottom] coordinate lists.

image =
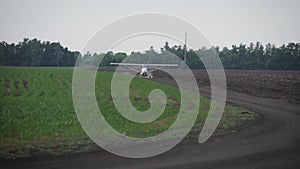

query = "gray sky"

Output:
[[0, 0, 299, 53]]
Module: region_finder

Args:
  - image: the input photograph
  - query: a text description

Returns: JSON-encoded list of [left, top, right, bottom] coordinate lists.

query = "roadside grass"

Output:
[[0, 67, 257, 159]]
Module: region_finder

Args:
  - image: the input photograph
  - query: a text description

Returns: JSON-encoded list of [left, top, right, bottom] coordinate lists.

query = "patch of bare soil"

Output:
[[167, 97, 180, 109], [133, 96, 142, 103], [13, 80, 22, 96], [22, 80, 29, 90], [61, 80, 69, 89], [154, 70, 300, 104], [4, 77, 10, 96]]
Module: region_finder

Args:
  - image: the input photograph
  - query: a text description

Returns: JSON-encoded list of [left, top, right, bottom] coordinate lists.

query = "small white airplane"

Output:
[[110, 63, 178, 78]]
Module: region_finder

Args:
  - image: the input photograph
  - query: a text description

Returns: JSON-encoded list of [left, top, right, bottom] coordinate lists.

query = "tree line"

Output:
[[0, 38, 80, 67], [0, 38, 299, 70]]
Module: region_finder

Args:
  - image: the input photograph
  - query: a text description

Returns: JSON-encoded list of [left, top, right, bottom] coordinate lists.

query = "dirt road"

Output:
[[1, 76, 300, 169]]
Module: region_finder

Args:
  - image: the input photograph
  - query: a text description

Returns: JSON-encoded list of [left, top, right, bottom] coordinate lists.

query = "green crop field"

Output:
[[0, 67, 256, 159]]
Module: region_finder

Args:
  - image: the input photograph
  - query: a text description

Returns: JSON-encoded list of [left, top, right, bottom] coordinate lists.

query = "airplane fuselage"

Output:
[[140, 65, 148, 76]]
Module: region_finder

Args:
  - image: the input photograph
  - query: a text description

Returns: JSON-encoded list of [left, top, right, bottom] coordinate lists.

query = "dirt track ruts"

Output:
[[1, 73, 300, 169]]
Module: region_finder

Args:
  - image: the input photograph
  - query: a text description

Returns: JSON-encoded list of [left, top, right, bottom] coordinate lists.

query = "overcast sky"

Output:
[[0, 0, 299, 53]]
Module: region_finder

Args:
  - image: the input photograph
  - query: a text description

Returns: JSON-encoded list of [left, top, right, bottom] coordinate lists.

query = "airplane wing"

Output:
[[110, 63, 179, 67], [110, 63, 143, 66], [144, 63, 178, 67]]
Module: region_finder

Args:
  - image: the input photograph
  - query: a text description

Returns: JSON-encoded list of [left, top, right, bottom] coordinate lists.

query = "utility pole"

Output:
[[183, 32, 187, 63]]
